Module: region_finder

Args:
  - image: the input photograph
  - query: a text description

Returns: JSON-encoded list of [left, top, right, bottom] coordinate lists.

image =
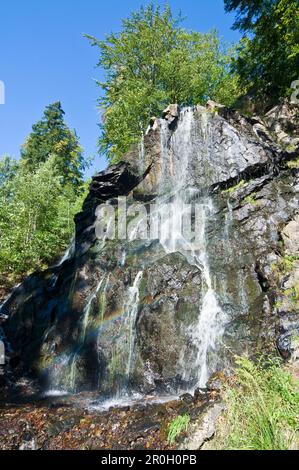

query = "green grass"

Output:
[[218, 357, 299, 450], [167, 414, 190, 445]]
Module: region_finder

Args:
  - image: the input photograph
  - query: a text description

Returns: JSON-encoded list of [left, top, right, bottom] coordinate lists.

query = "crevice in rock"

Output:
[[254, 263, 270, 293], [211, 153, 298, 196]]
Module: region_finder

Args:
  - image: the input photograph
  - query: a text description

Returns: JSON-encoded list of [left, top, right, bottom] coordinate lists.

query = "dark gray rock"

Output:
[[1, 102, 298, 399]]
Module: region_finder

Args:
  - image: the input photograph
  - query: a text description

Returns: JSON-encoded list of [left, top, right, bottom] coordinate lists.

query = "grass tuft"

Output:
[[167, 414, 190, 445], [217, 357, 299, 450]]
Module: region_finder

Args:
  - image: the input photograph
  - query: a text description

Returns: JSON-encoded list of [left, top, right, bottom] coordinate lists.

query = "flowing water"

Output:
[[155, 108, 228, 388], [55, 236, 75, 266], [81, 279, 104, 343], [124, 271, 143, 380], [139, 133, 145, 174], [46, 275, 110, 393], [107, 270, 143, 398], [46, 107, 229, 397]]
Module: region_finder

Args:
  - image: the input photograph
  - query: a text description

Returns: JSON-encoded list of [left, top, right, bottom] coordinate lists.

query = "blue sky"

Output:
[[0, 0, 240, 177]]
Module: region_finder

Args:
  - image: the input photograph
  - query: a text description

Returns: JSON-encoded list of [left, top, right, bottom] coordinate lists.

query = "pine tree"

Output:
[[21, 102, 85, 191]]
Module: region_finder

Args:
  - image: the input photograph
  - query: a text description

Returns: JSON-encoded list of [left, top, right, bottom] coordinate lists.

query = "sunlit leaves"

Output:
[[87, 3, 241, 162]]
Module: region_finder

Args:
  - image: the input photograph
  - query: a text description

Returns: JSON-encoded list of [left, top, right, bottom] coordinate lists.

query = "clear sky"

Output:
[[0, 0, 240, 177]]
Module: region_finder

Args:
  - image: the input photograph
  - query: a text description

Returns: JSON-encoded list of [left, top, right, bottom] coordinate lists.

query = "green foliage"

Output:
[[21, 102, 86, 191], [287, 157, 299, 169], [224, 0, 277, 32], [167, 414, 190, 445], [223, 179, 245, 194], [87, 3, 241, 162], [220, 357, 299, 450], [0, 155, 19, 186], [225, 0, 299, 102], [271, 254, 299, 276], [281, 255, 299, 273], [0, 156, 87, 282], [270, 254, 299, 310], [0, 107, 90, 291], [244, 193, 258, 206]]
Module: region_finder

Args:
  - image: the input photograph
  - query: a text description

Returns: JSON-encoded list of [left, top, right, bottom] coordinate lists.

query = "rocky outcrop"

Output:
[[264, 101, 299, 148], [180, 402, 224, 450], [162, 104, 180, 128], [0, 101, 298, 399], [272, 215, 299, 361]]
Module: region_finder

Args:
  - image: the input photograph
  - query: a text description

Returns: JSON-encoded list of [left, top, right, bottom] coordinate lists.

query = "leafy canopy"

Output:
[[225, 0, 299, 102], [224, 0, 278, 31], [0, 155, 87, 284], [21, 101, 86, 191], [0, 102, 89, 288], [0, 155, 18, 186], [87, 3, 240, 162]]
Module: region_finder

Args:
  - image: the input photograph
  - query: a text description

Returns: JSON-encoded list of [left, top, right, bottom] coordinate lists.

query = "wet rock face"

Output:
[[1, 102, 298, 398], [136, 104, 279, 199], [271, 215, 299, 360], [134, 254, 203, 393], [282, 215, 299, 254]]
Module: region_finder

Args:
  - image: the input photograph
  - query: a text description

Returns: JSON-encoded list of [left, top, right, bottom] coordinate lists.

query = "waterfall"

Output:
[[124, 271, 143, 380], [119, 248, 126, 267], [160, 119, 170, 187], [81, 279, 104, 343], [45, 107, 229, 397], [67, 278, 107, 392], [55, 236, 75, 266], [71, 275, 111, 390], [156, 107, 228, 388], [189, 202, 227, 387], [46, 275, 110, 393], [69, 354, 77, 391], [108, 270, 143, 397]]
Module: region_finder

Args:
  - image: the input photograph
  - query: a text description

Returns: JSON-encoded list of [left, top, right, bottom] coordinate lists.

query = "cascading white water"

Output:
[[46, 107, 228, 397], [109, 270, 143, 397], [160, 119, 170, 185], [81, 278, 104, 343], [188, 202, 227, 387], [55, 236, 76, 266], [156, 107, 228, 388], [124, 271, 143, 379]]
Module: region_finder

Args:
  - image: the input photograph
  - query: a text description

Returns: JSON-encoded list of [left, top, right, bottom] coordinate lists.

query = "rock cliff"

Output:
[[1, 101, 298, 399]]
